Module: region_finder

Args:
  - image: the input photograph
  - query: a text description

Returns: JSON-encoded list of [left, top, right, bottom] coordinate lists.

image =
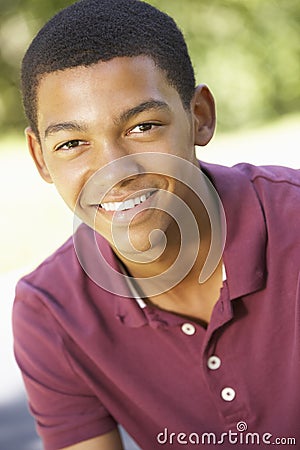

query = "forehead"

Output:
[[36, 56, 183, 130]]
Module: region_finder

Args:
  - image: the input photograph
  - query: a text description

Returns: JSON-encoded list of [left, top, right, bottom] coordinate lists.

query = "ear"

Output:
[[25, 127, 53, 184], [191, 84, 216, 146]]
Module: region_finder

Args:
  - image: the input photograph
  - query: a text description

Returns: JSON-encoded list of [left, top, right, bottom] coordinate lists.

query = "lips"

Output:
[[100, 191, 154, 212]]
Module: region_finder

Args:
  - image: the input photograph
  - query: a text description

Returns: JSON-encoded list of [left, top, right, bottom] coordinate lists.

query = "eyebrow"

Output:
[[44, 122, 88, 139], [43, 99, 170, 139], [114, 99, 171, 126]]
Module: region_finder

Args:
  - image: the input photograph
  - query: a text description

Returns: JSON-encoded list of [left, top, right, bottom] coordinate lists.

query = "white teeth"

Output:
[[100, 191, 152, 211], [114, 202, 123, 210], [124, 199, 135, 209]]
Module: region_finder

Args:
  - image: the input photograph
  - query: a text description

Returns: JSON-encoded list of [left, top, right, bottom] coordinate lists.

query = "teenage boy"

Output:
[[13, 0, 300, 449]]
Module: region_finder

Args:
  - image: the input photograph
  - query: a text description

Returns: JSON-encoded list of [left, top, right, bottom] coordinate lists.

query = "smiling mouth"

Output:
[[99, 190, 156, 212]]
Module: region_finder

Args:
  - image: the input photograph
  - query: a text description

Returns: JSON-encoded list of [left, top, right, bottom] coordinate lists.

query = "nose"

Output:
[[100, 155, 142, 187], [84, 142, 145, 204]]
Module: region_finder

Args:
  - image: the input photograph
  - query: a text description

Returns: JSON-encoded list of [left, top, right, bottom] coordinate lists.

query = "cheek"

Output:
[[166, 125, 195, 160], [46, 164, 86, 209]]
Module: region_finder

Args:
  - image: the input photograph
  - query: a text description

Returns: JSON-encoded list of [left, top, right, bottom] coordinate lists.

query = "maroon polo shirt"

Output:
[[13, 163, 300, 450]]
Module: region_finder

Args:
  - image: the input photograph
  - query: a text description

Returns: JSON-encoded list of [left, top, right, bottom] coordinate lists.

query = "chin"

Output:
[[110, 221, 170, 264], [117, 232, 163, 260]]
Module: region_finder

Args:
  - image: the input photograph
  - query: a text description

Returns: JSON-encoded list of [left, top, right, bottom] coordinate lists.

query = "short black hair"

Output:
[[21, 0, 196, 137]]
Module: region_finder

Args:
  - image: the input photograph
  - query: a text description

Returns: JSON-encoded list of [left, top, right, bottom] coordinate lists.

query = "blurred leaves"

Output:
[[0, 0, 299, 135]]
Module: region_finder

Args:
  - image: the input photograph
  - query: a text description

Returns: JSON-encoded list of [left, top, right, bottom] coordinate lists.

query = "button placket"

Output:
[[204, 351, 242, 426], [205, 345, 240, 413], [201, 285, 249, 424], [206, 354, 237, 403]]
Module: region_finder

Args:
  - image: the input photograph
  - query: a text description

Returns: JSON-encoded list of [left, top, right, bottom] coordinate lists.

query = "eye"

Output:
[[128, 122, 161, 135], [55, 140, 88, 151]]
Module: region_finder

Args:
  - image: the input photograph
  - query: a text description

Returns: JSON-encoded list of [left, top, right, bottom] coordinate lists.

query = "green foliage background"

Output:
[[0, 0, 299, 136]]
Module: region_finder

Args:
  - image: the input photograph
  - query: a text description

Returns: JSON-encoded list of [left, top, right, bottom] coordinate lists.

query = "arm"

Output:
[[13, 280, 121, 450], [60, 429, 124, 450]]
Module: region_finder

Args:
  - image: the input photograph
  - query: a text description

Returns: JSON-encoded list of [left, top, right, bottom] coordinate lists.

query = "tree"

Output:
[[0, 0, 299, 137]]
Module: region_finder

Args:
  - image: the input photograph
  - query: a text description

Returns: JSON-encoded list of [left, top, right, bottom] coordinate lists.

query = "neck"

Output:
[[115, 193, 214, 295]]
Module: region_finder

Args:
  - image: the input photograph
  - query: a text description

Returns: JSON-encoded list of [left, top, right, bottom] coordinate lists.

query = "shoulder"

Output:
[[16, 223, 114, 296], [233, 163, 300, 212], [13, 222, 130, 341], [15, 233, 79, 302], [234, 162, 300, 187], [201, 161, 300, 247], [234, 163, 300, 214], [13, 225, 123, 372], [14, 232, 81, 338], [14, 224, 118, 325], [237, 164, 300, 235], [202, 160, 300, 188], [201, 161, 300, 204]]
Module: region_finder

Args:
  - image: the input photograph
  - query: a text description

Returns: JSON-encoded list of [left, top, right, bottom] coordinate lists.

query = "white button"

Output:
[[221, 387, 236, 402], [207, 355, 221, 370], [181, 323, 196, 335]]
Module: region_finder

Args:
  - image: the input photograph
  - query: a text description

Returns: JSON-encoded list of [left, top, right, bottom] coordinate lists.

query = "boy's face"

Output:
[[27, 56, 215, 254]]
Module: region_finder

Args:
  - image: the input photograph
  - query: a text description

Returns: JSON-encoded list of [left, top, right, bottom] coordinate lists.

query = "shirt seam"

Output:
[[251, 174, 300, 188]]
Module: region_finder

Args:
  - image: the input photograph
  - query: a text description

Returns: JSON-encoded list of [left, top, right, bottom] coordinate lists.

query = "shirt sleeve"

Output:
[[12, 279, 117, 450]]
